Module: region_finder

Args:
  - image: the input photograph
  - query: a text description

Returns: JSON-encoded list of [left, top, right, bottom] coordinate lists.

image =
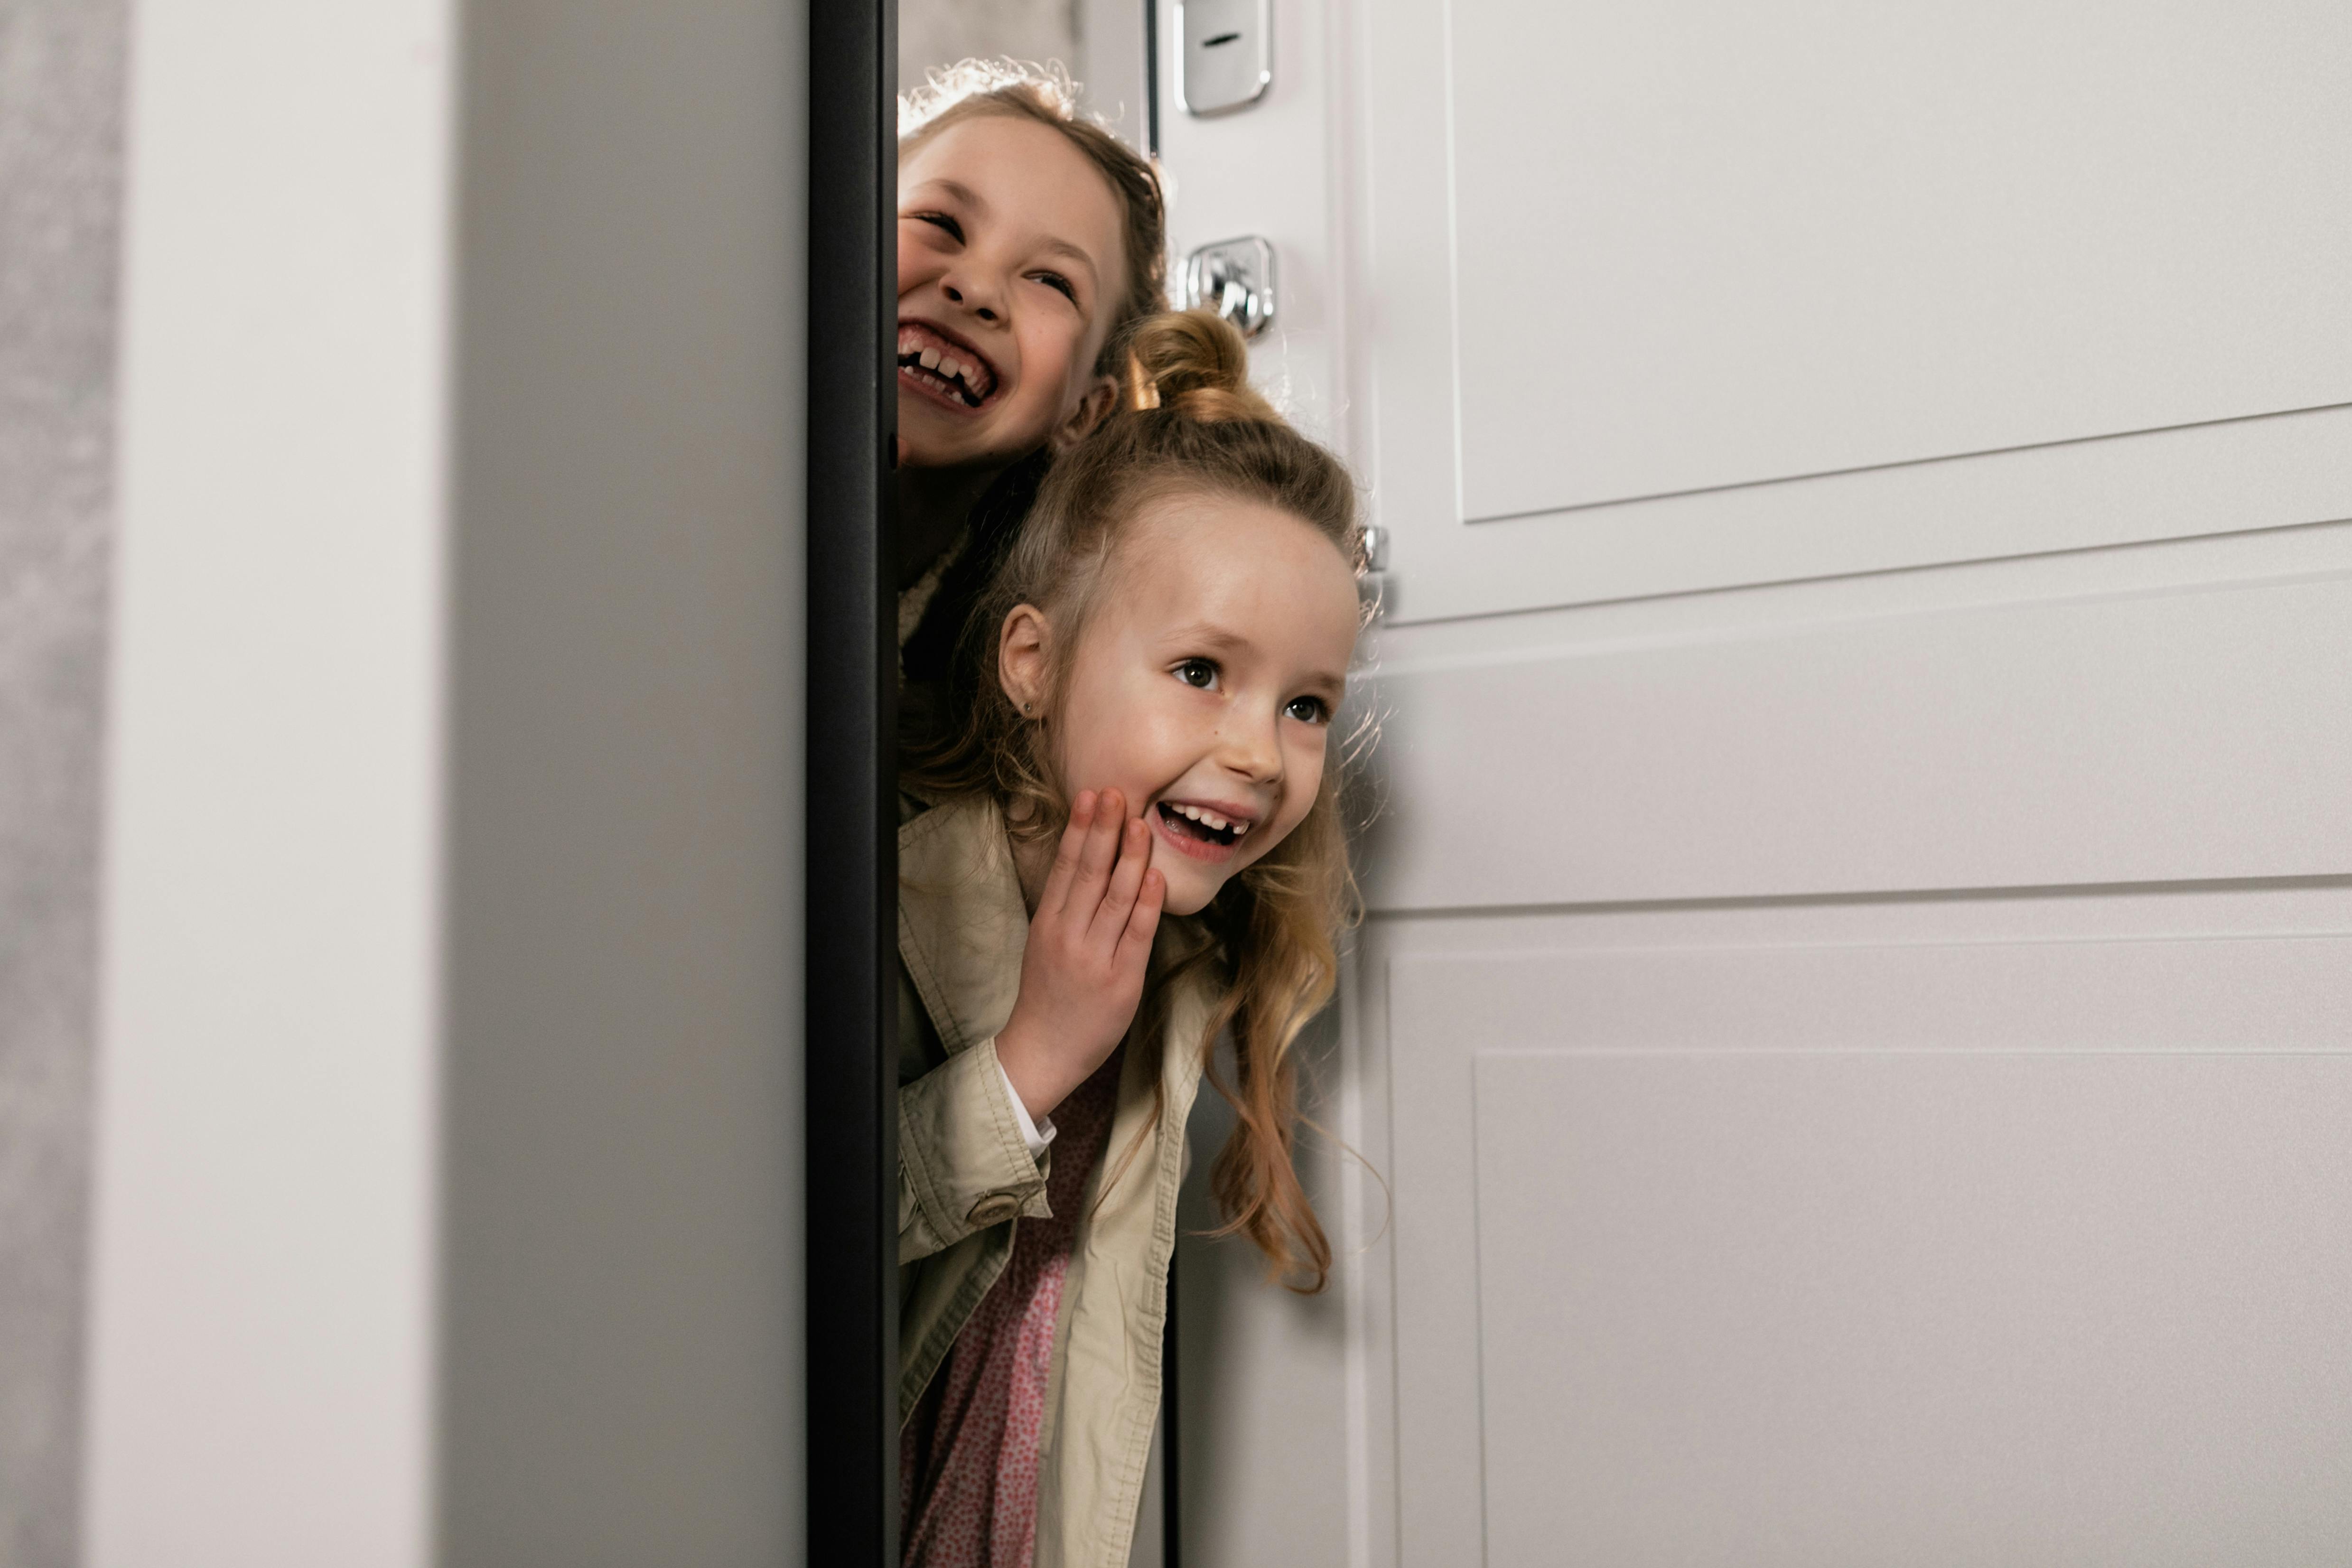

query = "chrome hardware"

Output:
[[1182, 235, 1276, 339], [1177, 0, 1272, 117], [1357, 525, 1391, 620]]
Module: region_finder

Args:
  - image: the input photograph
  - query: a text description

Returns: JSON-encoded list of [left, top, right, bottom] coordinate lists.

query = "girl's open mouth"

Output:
[[1152, 799, 1253, 862], [897, 320, 1001, 411]]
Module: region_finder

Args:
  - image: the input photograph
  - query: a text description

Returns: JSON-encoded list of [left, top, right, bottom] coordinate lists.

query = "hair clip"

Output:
[[1126, 356, 1162, 411]]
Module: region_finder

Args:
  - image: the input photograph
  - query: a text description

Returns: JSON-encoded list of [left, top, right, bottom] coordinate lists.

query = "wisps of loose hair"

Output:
[[899, 59, 1169, 375], [908, 310, 1369, 1293]]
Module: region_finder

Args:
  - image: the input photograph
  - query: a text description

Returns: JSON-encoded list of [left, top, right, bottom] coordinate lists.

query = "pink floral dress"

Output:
[[899, 1045, 1127, 1567]]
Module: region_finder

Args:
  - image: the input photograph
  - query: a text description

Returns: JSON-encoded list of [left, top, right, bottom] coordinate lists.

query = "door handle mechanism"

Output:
[[1182, 236, 1276, 339], [1357, 524, 1391, 620]]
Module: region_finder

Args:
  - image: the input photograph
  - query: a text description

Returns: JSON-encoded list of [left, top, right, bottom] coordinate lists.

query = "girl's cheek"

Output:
[[1037, 322, 1087, 399], [1288, 744, 1326, 804]]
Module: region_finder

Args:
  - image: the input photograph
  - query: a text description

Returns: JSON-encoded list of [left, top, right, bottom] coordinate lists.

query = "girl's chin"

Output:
[[1155, 859, 1239, 918], [1158, 879, 1218, 918], [894, 415, 1042, 477]]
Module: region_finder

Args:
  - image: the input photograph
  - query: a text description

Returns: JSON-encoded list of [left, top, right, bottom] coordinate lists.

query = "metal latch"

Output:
[[1181, 235, 1276, 339], [1357, 524, 1391, 619]]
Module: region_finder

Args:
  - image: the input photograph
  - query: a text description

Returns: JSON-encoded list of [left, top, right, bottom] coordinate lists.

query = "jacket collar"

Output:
[[897, 793, 1030, 1055]]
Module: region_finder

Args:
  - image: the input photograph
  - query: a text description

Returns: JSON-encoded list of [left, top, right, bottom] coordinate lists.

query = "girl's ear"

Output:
[[998, 603, 1053, 715], [1049, 374, 1121, 452]]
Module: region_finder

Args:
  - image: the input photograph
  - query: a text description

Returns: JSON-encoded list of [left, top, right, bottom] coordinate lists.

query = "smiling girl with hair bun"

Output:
[[895, 308, 1368, 1566]]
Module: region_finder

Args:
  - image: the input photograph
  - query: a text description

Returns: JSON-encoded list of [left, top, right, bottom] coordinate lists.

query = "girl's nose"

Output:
[[1217, 712, 1283, 784], [941, 279, 999, 323]]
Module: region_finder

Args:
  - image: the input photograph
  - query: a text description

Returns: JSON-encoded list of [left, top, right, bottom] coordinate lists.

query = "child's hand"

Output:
[[994, 789, 1166, 1122]]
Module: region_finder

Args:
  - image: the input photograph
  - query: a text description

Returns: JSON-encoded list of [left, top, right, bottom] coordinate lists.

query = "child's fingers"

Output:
[[1113, 867, 1165, 974], [1072, 787, 1126, 902], [1037, 790, 1096, 918], [1091, 817, 1151, 944]]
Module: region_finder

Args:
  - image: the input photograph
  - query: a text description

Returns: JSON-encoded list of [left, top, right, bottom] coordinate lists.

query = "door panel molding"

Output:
[[1358, 569, 2352, 912], [1447, 0, 2352, 516], [1472, 1048, 2352, 1564], [1382, 936, 2352, 1563], [1373, 401, 2352, 623], [1359, 0, 2352, 622]]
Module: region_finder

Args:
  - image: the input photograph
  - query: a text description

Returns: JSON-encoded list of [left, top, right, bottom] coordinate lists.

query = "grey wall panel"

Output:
[[0, 1, 126, 1563], [437, 0, 807, 1561]]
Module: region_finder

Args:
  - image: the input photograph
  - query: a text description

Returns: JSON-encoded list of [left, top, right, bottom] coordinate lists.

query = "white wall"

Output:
[[898, 0, 1148, 149], [84, 6, 458, 1558], [80, 1, 807, 1561], [901, 0, 1083, 94]]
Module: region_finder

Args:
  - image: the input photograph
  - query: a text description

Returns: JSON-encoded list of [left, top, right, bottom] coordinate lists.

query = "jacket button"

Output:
[[966, 1193, 1021, 1227]]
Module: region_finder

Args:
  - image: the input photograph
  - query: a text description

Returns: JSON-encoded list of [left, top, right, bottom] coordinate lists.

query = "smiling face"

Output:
[[897, 115, 1130, 472], [999, 491, 1364, 917]]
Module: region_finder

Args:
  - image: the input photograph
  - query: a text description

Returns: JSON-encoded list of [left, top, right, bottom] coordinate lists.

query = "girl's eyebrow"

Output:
[[1298, 668, 1348, 703], [908, 177, 983, 213], [1165, 621, 1251, 655], [1038, 237, 1101, 288]]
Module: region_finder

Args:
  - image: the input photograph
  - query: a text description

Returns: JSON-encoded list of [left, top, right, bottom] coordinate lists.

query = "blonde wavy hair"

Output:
[[899, 59, 1169, 375], [909, 310, 1367, 1292]]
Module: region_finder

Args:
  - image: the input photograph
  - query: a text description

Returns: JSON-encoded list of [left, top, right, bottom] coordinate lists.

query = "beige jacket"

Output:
[[897, 793, 1213, 1568]]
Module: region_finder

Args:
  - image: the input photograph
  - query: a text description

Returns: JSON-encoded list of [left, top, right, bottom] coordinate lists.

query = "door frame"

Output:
[[806, 0, 899, 1559]]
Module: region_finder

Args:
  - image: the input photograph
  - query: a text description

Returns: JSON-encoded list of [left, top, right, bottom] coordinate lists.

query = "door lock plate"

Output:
[[1177, 0, 1272, 117]]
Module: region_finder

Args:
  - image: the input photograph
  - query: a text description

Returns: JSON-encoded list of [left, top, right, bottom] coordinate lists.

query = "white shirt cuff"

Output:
[[996, 1057, 1056, 1161]]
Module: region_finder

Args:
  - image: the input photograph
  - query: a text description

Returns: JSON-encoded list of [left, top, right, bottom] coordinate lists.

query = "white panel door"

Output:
[[1446, 0, 2352, 515], [1361, 0, 2352, 620], [1157, 0, 2352, 1563]]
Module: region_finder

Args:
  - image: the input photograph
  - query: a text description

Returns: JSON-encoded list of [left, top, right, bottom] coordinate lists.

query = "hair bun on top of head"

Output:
[[1122, 308, 1280, 424]]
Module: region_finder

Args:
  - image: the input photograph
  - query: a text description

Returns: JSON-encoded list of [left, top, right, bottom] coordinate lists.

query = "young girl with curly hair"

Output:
[[895, 310, 1367, 1567]]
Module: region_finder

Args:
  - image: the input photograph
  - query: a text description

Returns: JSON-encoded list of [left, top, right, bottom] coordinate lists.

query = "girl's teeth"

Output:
[[1166, 803, 1242, 835], [919, 347, 941, 369]]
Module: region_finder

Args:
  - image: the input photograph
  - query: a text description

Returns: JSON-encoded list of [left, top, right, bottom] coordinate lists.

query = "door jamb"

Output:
[[806, 0, 899, 1558]]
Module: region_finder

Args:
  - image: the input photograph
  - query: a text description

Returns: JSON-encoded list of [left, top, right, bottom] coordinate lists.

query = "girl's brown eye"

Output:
[[1285, 696, 1330, 724], [1175, 658, 1217, 689]]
